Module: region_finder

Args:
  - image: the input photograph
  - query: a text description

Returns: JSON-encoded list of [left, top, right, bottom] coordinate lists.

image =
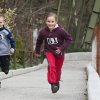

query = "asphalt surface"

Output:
[[0, 60, 89, 100]]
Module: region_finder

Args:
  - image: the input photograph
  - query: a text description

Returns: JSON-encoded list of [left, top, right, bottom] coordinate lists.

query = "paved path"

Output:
[[0, 60, 89, 100]]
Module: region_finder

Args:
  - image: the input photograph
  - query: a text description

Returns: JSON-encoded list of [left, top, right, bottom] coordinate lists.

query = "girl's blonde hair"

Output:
[[45, 12, 58, 22]]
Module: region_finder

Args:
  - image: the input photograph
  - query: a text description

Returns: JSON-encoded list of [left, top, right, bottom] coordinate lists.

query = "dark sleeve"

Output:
[[35, 32, 44, 54], [59, 28, 73, 52], [7, 32, 15, 49]]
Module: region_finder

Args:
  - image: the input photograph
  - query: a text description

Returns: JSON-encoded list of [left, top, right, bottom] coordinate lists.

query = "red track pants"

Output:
[[45, 51, 64, 84]]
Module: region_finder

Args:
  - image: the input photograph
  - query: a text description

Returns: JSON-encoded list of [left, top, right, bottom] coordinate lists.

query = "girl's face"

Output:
[[0, 17, 4, 28], [45, 16, 57, 31]]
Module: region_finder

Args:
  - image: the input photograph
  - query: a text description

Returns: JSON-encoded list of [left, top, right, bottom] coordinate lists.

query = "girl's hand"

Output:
[[55, 47, 61, 54]]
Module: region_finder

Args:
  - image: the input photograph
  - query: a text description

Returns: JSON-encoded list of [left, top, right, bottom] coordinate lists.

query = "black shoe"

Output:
[[56, 82, 60, 90], [4, 70, 9, 74], [51, 83, 59, 93]]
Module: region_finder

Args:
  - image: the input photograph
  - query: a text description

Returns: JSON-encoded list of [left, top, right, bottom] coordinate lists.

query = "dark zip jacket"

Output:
[[35, 26, 73, 57]]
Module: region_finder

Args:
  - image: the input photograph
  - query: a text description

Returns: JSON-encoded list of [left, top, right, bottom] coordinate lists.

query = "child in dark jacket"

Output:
[[35, 12, 73, 93], [0, 15, 15, 75]]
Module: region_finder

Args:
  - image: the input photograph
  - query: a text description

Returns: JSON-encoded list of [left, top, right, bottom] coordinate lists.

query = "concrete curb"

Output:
[[0, 59, 48, 81], [65, 52, 92, 61], [86, 63, 100, 100]]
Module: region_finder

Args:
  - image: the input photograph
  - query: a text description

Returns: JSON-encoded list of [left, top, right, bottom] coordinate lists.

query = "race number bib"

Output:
[[47, 37, 58, 45]]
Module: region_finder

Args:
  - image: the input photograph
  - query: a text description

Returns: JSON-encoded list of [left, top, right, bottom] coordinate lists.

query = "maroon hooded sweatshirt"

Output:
[[35, 26, 73, 57]]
